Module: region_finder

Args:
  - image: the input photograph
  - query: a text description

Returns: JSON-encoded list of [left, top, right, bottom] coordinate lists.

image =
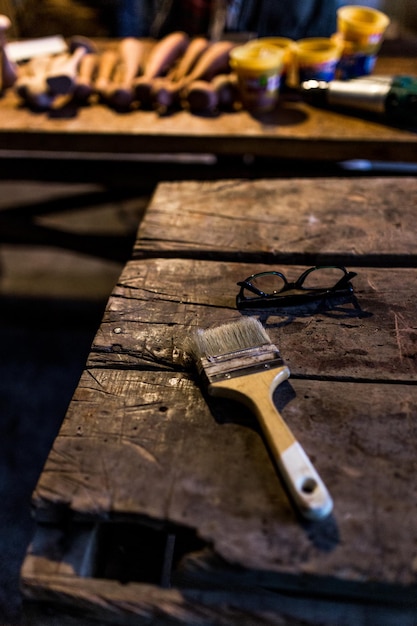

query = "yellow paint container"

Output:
[[246, 37, 294, 86], [229, 42, 285, 113], [337, 5, 390, 78], [294, 37, 342, 85]]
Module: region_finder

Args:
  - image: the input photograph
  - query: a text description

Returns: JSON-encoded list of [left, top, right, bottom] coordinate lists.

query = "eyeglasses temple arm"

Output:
[[332, 271, 357, 290], [237, 280, 265, 296]]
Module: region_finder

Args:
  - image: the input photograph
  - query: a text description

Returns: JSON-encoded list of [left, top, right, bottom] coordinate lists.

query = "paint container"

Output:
[[229, 42, 285, 113], [337, 5, 390, 79], [294, 37, 342, 85], [245, 37, 295, 88]]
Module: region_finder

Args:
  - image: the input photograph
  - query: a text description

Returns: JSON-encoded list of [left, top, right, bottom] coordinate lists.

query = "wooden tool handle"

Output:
[[169, 36, 210, 82], [118, 37, 144, 86], [0, 14, 17, 88], [141, 31, 189, 81], [1, 46, 17, 89], [210, 367, 333, 520], [77, 52, 97, 83], [0, 14, 11, 47], [94, 49, 118, 96], [184, 74, 238, 113], [187, 40, 235, 83], [184, 79, 219, 113], [74, 52, 97, 102], [105, 38, 145, 110]]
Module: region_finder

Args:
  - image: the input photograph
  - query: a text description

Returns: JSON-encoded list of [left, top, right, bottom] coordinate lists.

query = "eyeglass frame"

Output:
[[236, 265, 357, 309]]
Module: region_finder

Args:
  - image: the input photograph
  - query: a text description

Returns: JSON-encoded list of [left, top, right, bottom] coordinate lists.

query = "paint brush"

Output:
[[188, 316, 333, 520]]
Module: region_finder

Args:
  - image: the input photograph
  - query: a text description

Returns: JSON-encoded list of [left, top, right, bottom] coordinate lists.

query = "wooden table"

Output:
[[2, 41, 417, 263], [21, 176, 417, 625], [1, 45, 417, 182]]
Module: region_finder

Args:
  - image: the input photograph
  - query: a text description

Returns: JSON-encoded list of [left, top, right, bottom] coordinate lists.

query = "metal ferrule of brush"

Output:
[[197, 344, 287, 384]]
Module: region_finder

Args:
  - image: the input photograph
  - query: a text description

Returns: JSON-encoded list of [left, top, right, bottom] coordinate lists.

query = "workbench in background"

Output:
[[1, 45, 417, 188]]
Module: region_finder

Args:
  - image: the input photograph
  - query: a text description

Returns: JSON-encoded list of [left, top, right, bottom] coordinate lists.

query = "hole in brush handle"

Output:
[[301, 477, 318, 494], [280, 442, 333, 520]]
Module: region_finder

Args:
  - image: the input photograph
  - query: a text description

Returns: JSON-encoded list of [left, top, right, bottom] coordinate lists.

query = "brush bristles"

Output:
[[188, 317, 284, 384], [191, 317, 272, 359]]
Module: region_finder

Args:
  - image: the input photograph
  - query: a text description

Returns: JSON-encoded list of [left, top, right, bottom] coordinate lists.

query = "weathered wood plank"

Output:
[[134, 178, 417, 263], [31, 369, 417, 598], [22, 576, 307, 626], [22, 548, 417, 626], [88, 258, 417, 381], [21, 170, 417, 622]]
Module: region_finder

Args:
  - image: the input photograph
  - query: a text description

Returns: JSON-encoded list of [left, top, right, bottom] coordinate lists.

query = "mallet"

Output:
[[73, 52, 98, 103], [106, 37, 145, 110], [94, 49, 118, 99]]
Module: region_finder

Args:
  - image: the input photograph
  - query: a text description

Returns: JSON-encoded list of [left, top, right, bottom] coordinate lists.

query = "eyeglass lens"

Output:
[[250, 272, 286, 295], [300, 266, 347, 289], [247, 267, 347, 297]]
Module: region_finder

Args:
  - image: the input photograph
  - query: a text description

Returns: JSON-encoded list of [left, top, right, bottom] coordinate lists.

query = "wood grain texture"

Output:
[[21, 545, 417, 626], [87, 258, 417, 381], [31, 369, 417, 597], [21, 573, 303, 626], [134, 177, 417, 262], [22, 175, 417, 621]]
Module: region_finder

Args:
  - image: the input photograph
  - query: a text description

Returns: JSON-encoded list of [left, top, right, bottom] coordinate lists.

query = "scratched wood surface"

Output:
[[23, 176, 417, 622], [88, 258, 417, 381], [133, 177, 417, 263], [32, 257, 417, 597], [0, 55, 416, 162], [32, 368, 417, 599]]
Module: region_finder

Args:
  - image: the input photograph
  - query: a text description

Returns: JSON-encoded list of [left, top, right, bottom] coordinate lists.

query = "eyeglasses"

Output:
[[236, 265, 357, 309]]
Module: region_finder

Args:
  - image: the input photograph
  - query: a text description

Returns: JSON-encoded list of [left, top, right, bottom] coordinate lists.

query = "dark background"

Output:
[[0, 180, 148, 624]]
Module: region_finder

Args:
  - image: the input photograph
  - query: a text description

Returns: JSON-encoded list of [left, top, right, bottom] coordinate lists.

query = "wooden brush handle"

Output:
[[210, 366, 333, 520]]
